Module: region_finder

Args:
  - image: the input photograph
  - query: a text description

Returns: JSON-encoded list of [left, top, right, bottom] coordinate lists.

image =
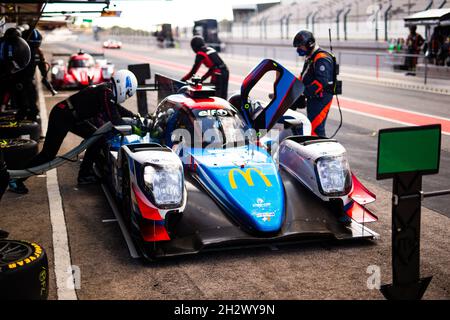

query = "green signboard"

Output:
[[377, 124, 441, 179]]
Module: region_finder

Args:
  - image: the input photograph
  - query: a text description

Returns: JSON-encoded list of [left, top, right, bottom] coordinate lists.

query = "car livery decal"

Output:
[[189, 146, 285, 233]]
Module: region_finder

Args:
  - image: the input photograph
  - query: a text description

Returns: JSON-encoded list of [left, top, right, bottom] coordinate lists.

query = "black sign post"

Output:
[[381, 172, 432, 299], [376, 124, 442, 300]]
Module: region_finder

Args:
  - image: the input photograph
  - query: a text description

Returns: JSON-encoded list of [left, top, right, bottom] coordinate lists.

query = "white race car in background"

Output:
[[103, 39, 122, 49]]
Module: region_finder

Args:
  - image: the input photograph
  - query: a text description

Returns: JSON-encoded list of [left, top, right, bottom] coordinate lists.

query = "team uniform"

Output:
[[182, 47, 229, 99], [0, 33, 32, 195], [11, 46, 46, 121], [27, 83, 135, 177], [299, 48, 335, 137]]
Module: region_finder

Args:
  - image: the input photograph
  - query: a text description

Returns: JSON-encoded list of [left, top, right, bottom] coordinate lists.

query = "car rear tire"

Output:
[[0, 240, 49, 300], [0, 120, 41, 142], [1, 139, 38, 169]]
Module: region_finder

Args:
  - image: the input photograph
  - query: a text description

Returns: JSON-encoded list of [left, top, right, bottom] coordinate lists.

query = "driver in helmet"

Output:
[[9, 70, 140, 193], [181, 36, 229, 99]]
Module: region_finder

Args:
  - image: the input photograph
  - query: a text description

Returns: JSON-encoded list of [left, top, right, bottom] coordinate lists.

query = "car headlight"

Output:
[[143, 164, 183, 208], [316, 155, 352, 196]]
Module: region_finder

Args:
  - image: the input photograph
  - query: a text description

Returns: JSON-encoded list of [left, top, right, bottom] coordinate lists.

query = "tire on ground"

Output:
[[0, 139, 38, 169], [0, 121, 41, 142], [0, 240, 49, 300]]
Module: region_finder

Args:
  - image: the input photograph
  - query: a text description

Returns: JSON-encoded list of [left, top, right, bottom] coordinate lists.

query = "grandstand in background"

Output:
[[225, 0, 449, 41]]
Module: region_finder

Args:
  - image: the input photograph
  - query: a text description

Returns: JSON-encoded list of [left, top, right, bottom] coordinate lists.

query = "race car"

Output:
[[103, 39, 122, 49], [50, 50, 115, 89], [95, 59, 379, 260]]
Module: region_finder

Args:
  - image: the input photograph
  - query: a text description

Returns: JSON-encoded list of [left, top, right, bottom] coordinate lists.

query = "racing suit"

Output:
[[299, 48, 335, 137], [182, 47, 229, 99], [11, 47, 47, 121], [27, 83, 136, 176]]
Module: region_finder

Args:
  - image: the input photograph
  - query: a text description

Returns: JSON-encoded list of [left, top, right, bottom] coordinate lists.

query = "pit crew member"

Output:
[[10, 70, 139, 193], [181, 36, 229, 99], [293, 30, 335, 137], [0, 33, 31, 197]]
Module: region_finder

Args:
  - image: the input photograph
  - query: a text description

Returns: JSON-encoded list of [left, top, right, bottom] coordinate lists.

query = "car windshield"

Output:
[[69, 59, 94, 68], [191, 109, 248, 148]]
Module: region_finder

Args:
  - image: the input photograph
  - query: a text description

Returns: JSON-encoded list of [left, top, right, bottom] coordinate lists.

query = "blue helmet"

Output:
[[23, 28, 42, 48]]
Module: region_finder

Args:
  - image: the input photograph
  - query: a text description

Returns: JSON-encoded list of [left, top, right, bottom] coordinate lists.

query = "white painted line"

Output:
[[46, 169, 78, 300], [36, 75, 49, 132], [37, 73, 78, 300]]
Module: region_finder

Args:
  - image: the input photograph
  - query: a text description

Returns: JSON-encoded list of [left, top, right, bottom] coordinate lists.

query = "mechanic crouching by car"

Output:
[[8, 70, 140, 194], [181, 36, 229, 99], [293, 30, 335, 137]]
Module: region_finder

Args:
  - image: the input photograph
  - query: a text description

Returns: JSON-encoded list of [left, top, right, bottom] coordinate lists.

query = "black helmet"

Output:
[[4, 27, 22, 38], [0, 36, 31, 76], [191, 36, 205, 52], [293, 30, 316, 56], [23, 28, 42, 48]]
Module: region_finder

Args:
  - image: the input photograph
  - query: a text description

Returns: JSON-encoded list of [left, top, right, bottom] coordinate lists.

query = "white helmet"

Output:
[[111, 69, 138, 104]]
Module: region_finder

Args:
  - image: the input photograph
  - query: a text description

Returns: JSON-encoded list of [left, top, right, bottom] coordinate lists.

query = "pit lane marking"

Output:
[[37, 73, 78, 300]]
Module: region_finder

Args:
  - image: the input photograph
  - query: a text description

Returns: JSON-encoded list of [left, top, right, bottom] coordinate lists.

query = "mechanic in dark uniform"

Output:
[[182, 36, 229, 99], [0, 34, 31, 198], [293, 30, 335, 137], [11, 28, 47, 121], [9, 70, 139, 194]]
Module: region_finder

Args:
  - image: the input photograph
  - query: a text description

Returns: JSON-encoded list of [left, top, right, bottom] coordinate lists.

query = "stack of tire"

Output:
[[0, 110, 49, 300], [0, 109, 40, 172]]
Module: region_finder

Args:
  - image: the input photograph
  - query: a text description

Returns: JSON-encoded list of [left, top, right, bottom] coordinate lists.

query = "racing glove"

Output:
[[134, 116, 149, 137], [132, 125, 146, 137]]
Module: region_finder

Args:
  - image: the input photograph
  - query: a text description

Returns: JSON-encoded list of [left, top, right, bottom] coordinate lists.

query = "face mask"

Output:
[[297, 47, 308, 56]]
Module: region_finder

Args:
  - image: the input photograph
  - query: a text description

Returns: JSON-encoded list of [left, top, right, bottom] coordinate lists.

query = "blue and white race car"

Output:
[[96, 59, 378, 260]]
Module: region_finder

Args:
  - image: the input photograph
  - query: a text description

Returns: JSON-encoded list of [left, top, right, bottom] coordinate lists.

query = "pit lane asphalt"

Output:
[[0, 40, 449, 300]]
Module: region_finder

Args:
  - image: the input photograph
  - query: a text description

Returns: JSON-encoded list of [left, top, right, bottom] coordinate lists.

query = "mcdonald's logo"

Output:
[[228, 168, 272, 189]]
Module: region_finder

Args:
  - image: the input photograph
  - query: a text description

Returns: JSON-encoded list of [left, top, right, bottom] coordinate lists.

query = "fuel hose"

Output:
[[7, 122, 114, 179]]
